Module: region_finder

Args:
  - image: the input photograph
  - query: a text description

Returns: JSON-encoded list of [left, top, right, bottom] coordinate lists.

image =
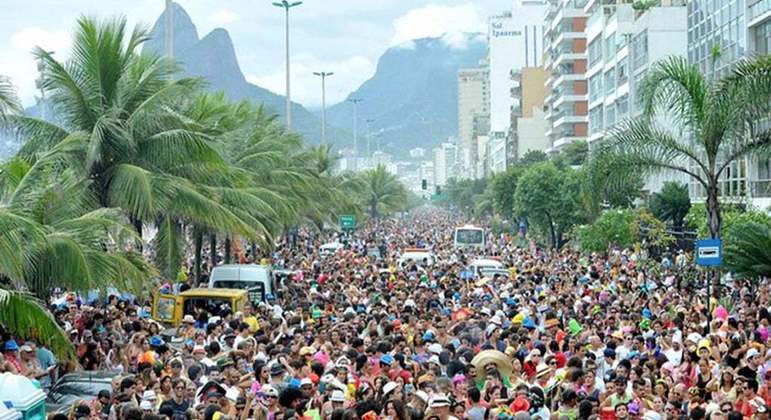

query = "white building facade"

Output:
[[685, 0, 771, 209]]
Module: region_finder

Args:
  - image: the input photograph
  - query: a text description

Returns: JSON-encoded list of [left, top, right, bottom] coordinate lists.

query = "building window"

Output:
[[617, 57, 629, 87], [616, 94, 629, 118], [589, 73, 603, 102], [606, 103, 616, 128], [759, 157, 771, 180], [589, 105, 604, 135], [588, 38, 602, 67], [604, 33, 616, 62], [632, 30, 648, 70], [604, 69, 615, 95]]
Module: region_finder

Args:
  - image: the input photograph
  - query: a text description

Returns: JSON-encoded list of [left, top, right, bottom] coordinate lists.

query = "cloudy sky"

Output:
[[0, 0, 513, 108]]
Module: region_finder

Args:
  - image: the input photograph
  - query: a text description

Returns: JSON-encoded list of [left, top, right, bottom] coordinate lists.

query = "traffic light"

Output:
[[421, 179, 427, 190]]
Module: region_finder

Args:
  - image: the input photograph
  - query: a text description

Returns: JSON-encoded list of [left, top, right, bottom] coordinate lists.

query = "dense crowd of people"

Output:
[[1, 207, 769, 420]]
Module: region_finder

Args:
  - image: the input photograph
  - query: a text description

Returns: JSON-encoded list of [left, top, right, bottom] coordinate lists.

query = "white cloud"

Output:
[[211, 9, 240, 25], [5, 27, 71, 106], [246, 54, 375, 108], [390, 3, 486, 47]]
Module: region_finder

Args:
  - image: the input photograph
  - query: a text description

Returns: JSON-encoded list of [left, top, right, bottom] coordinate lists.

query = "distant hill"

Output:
[[324, 35, 487, 156], [144, 3, 349, 145]]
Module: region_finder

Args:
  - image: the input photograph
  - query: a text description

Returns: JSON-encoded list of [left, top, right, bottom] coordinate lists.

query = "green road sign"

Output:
[[339, 215, 357, 230]]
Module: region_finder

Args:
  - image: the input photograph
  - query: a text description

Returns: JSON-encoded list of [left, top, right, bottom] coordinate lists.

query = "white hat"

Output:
[[428, 355, 441, 365], [300, 377, 313, 386], [193, 345, 206, 354], [416, 390, 429, 403], [142, 390, 157, 401], [262, 385, 278, 397], [686, 333, 702, 343], [428, 343, 443, 354], [225, 387, 240, 402], [330, 390, 346, 402], [182, 315, 196, 324], [405, 299, 416, 307], [139, 400, 153, 410], [429, 394, 451, 408], [383, 381, 399, 397], [747, 348, 760, 360]]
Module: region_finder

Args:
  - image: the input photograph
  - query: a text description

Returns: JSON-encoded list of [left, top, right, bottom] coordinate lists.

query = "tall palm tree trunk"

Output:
[[224, 237, 232, 264], [209, 233, 217, 270], [194, 229, 203, 283], [706, 181, 722, 239]]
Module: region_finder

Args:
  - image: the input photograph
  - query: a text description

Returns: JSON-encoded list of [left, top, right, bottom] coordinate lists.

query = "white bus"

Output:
[[453, 225, 485, 249]]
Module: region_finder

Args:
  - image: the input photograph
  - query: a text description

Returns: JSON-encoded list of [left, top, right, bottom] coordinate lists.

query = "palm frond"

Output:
[[0, 289, 75, 362]]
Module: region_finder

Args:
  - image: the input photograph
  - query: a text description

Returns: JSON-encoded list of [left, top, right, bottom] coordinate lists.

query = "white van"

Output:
[[319, 242, 344, 256], [398, 248, 434, 268], [208, 264, 275, 303], [469, 258, 505, 278]]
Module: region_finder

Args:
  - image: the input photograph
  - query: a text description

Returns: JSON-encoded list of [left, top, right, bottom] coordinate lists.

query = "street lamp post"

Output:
[[313, 71, 334, 145], [272, 0, 303, 130], [365, 119, 375, 157], [348, 98, 363, 156]]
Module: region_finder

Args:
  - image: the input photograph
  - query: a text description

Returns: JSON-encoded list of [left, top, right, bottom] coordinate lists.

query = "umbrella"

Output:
[[471, 350, 512, 380]]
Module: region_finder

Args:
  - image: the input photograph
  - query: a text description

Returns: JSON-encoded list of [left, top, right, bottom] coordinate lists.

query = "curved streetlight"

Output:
[[272, 1, 303, 129]]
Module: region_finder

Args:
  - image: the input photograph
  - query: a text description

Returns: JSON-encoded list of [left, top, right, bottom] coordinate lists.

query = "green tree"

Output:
[[490, 166, 521, 220], [515, 162, 584, 248], [356, 165, 408, 218], [576, 209, 635, 253], [578, 164, 643, 221], [552, 140, 588, 168], [591, 56, 771, 239], [649, 181, 691, 229], [518, 150, 549, 167], [724, 222, 771, 283], [0, 75, 20, 117], [445, 178, 487, 216]]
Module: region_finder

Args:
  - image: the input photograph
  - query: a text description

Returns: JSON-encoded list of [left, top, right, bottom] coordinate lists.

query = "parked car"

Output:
[[46, 372, 113, 414]]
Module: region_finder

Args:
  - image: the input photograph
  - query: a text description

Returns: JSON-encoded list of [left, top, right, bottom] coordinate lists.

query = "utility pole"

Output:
[[313, 71, 334, 145], [348, 98, 363, 156], [164, 0, 173, 60], [273, 1, 303, 130]]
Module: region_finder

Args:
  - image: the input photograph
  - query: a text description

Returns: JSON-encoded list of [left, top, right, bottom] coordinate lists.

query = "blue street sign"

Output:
[[696, 239, 722, 266]]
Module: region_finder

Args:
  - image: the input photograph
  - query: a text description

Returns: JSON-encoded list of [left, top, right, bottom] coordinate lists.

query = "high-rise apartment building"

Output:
[[543, 0, 589, 152], [585, 0, 688, 193], [432, 143, 458, 187], [457, 66, 489, 178], [687, 0, 771, 208], [513, 67, 551, 158], [487, 1, 547, 170]]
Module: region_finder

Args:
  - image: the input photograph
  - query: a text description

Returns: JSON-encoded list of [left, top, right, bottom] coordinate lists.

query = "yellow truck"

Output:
[[152, 288, 248, 327]]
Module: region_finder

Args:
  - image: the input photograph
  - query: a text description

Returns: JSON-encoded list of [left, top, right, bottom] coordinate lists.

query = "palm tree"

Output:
[[0, 75, 21, 117], [649, 181, 691, 230], [3, 17, 254, 279], [356, 165, 408, 219], [0, 154, 153, 361], [724, 222, 771, 285], [592, 56, 771, 239]]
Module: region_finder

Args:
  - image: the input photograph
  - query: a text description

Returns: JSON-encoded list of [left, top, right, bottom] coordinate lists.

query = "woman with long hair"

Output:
[[382, 399, 408, 420]]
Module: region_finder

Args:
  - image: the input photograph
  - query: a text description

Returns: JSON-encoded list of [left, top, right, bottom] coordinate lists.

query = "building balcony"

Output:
[[553, 114, 588, 128], [553, 73, 584, 88], [554, 94, 589, 108], [553, 136, 586, 150], [553, 51, 587, 68], [551, 31, 585, 51], [549, 7, 586, 32]]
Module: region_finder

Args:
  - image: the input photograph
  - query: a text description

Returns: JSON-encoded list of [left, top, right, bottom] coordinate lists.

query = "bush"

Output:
[[576, 209, 635, 253]]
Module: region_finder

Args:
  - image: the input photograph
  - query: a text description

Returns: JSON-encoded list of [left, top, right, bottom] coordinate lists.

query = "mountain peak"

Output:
[[143, 2, 199, 57]]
